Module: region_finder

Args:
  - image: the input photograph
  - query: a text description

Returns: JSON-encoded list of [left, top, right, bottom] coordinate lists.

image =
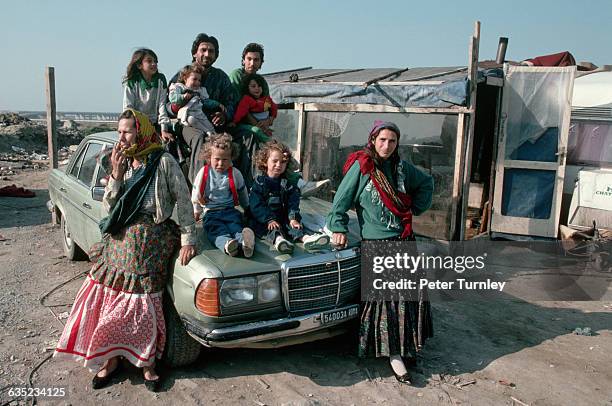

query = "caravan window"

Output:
[[301, 111, 457, 240], [567, 121, 612, 167]]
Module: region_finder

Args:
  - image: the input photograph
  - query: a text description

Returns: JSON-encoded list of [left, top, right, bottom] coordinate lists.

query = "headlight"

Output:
[[220, 277, 256, 307], [258, 274, 280, 303], [219, 273, 281, 309]]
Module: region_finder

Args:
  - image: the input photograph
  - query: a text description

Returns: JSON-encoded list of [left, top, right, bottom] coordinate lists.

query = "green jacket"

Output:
[[327, 159, 433, 240], [228, 67, 270, 97]]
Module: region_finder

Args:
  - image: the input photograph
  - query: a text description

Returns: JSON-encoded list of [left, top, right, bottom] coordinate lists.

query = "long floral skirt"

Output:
[[54, 216, 180, 372], [358, 297, 433, 358], [358, 237, 434, 358]]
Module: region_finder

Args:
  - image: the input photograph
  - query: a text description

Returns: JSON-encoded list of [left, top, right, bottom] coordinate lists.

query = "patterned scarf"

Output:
[[343, 120, 413, 238], [122, 109, 163, 162]]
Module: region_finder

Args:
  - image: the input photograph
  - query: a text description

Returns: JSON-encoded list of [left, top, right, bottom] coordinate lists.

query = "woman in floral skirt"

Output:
[[326, 120, 434, 384], [54, 109, 196, 392]]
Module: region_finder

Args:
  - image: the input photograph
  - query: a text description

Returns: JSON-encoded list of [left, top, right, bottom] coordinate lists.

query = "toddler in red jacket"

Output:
[[233, 74, 277, 137]]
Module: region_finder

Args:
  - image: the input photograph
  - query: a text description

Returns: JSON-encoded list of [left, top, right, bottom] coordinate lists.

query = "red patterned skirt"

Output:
[[54, 216, 180, 371]]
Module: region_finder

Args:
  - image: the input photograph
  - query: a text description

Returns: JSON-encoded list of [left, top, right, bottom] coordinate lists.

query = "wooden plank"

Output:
[[397, 67, 468, 82], [502, 160, 560, 170], [296, 103, 306, 166], [551, 67, 577, 235], [459, 21, 481, 240], [363, 67, 411, 87], [485, 86, 503, 234], [450, 113, 466, 240], [302, 103, 469, 115], [45, 66, 58, 169]]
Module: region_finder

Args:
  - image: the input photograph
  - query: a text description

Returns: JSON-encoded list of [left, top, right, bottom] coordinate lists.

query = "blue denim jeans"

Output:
[[203, 207, 245, 252]]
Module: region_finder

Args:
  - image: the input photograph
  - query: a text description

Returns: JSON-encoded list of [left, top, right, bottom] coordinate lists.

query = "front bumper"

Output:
[[184, 303, 359, 348]]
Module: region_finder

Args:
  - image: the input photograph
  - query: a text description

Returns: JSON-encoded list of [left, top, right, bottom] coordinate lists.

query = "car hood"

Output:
[[183, 197, 362, 280]]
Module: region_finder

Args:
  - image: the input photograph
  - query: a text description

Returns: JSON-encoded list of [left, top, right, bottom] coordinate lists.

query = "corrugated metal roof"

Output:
[[264, 66, 470, 85]]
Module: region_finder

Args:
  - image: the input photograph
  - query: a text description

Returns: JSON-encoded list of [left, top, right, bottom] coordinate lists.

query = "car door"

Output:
[[63, 140, 105, 251]]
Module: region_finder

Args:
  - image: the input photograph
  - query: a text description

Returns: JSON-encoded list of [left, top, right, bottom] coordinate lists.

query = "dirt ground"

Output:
[[0, 167, 611, 406]]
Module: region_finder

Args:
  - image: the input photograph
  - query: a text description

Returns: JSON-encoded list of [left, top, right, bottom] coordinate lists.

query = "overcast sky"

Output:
[[1, 0, 610, 112]]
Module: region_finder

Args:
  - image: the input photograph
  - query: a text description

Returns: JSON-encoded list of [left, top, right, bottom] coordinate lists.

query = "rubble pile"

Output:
[[0, 112, 30, 126], [0, 145, 79, 181], [0, 113, 93, 180], [0, 112, 89, 154]]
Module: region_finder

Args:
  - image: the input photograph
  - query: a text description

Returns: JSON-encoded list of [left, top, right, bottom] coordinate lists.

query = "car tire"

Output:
[[61, 214, 87, 261], [162, 295, 201, 367]]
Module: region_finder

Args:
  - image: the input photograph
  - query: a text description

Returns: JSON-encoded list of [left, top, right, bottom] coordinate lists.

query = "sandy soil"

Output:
[[0, 168, 611, 406]]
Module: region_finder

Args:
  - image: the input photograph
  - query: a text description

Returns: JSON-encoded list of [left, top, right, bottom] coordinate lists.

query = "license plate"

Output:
[[320, 305, 359, 325]]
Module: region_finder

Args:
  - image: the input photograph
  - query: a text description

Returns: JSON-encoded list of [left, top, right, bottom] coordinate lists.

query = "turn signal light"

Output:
[[195, 279, 220, 316]]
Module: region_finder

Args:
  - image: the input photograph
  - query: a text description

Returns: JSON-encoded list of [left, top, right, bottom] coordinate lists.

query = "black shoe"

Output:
[[393, 370, 412, 384], [91, 361, 121, 390], [401, 356, 417, 368], [144, 377, 161, 392]]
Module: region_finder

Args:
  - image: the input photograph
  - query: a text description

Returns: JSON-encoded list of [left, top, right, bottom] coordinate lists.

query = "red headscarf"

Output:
[[343, 121, 413, 238]]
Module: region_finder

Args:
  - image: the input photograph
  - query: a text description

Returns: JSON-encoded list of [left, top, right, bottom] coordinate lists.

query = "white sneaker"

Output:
[[274, 236, 294, 254], [241, 227, 255, 258], [302, 233, 330, 251], [300, 179, 331, 198], [224, 239, 239, 257]]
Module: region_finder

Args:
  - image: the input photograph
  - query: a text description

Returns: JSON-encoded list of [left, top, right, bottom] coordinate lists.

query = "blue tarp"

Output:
[[266, 67, 502, 109]]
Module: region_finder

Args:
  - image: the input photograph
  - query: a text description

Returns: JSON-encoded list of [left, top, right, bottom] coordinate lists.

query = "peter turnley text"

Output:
[[372, 278, 506, 292]]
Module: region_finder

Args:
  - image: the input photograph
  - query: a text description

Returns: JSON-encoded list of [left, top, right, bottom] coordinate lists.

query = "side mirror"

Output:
[[92, 186, 105, 202]]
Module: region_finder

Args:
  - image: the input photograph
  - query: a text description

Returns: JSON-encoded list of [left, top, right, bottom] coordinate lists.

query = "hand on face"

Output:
[[110, 144, 127, 180]]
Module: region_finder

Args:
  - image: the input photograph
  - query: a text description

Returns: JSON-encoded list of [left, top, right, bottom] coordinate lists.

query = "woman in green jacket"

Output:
[[326, 120, 434, 384]]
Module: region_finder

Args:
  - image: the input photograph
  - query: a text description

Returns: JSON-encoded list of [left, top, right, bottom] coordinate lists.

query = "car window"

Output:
[[77, 142, 103, 187], [69, 146, 87, 178], [94, 144, 113, 187]]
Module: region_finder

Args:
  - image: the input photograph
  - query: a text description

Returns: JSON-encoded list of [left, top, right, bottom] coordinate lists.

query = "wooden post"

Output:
[[45, 66, 58, 169], [296, 103, 306, 166], [458, 21, 481, 240], [450, 113, 466, 240]]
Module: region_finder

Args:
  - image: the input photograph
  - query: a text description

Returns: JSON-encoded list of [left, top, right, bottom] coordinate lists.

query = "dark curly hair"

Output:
[[199, 133, 239, 162], [191, 33, 219, 61], [241, 42, 264, 63], [241, 73, 267, 97], [255, 140, 296, 175]]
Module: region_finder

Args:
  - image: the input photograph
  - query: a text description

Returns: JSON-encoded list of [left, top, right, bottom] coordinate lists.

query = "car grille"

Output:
[[285, 254, 360, 312]]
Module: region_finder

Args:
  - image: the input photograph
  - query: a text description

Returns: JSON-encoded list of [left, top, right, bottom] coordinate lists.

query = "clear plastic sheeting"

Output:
[[271, 109, 299, 153], [302, 112, 457, 240], [568, 121, 612, 166], [503, 66, 575, 161]]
